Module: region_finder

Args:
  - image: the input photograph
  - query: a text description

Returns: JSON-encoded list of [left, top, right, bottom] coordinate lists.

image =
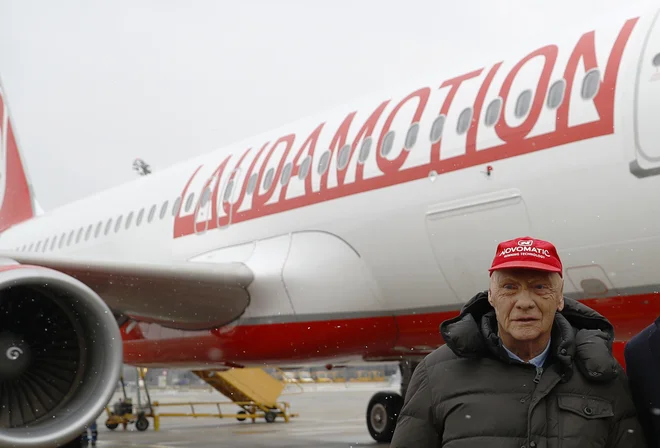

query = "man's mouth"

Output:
[[514, 317, 538, 322]]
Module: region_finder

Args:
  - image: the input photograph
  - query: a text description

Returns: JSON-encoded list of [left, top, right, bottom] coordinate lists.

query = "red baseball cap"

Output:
[[489, 236, 563, 277]]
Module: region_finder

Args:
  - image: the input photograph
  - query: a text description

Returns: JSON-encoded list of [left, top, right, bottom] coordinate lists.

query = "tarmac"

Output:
[[93, 381, 400, 447]]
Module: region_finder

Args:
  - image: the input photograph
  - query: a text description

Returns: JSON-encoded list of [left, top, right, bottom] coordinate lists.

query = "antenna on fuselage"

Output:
[[133, 158, 152, 176]]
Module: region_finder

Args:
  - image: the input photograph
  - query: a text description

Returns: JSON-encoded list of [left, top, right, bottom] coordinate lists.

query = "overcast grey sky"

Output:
[[0, 0, 655, 210]]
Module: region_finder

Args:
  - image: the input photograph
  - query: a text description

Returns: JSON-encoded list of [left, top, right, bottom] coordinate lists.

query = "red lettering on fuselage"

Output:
[[173, 17, 639, 239], [321, 101, 390, 193], [430, 69, 483, 162], [376, 88, 430, 175], [466, 62, 502, 155], [494, 45, 558, 143]]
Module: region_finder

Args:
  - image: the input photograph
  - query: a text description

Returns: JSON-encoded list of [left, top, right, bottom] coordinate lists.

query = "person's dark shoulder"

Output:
[[423, 344, 459, 368], [625, 318, 658, 359]]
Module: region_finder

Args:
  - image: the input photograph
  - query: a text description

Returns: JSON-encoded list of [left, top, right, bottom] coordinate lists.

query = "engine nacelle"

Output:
[[0, 263, 123, 447]]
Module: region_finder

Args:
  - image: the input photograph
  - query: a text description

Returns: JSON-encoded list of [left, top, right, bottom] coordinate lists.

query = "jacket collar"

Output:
[[439, 291, 619, 382]]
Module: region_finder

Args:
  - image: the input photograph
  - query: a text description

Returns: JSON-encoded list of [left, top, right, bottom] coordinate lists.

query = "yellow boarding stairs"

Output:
[[189, 369, 298, 424], [105, 367, 297, 432]]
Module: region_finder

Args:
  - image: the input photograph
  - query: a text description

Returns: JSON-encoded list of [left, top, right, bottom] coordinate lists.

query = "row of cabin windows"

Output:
[[15, 71, 600, 252], [16, 196, 184, 253], [219, 71, 601, 195]]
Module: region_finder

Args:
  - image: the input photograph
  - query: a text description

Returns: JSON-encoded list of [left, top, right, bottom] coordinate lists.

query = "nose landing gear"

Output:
[[365, 359, 420, 443]]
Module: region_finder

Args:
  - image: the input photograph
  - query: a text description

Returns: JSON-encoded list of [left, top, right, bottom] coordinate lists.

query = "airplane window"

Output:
[[28, 243, 33, 251], [223, 179, 234, 202], [115, 215, 123, 233], [380, 131, 395, 157], [337, 144, 351, 170], [318, 150, 330, 175], [76, 227, 84, 243], [136, 208, 144, 226], [85, 225, 92, 241], [430, 114, 446, 143], [515, 90, 532, 118], [281, 162, 293, 184], [358, 138, 372, 164], [653, 53, 660, 67], [199, 187, 211, 208], [457, 108, 472, 134], [59, 232, 66, 249], [148, 204, 157, 223], [184, 193, 195, 213], [160, 200, 169, 219], [68, 230, 74, 246], [298, 156, 311, 179], [104, 219, 113, 235], [547, 80, 565, 109], [95, 221, 103, 238], [125, 211, 134, 229], [405, 123, 419, 151], [43, 237, 49, 252], [263, 167, 275, 190], [484, 98, 502, 126], [247, 173, 258, 194], [49, 236, 56, 251], [171, 197, 181, 217], [36, 241, 42, 251], [581, 69, 600, 100]]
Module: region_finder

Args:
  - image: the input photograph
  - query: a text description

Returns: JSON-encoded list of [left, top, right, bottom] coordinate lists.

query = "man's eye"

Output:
[[534, 284, 548, 289], [503, 284, 516, 289]]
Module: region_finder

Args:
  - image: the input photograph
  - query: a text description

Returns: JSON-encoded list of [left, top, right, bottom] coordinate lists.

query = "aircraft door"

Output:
[[425, 189, 533, 301], [631, 10, 660, 177]]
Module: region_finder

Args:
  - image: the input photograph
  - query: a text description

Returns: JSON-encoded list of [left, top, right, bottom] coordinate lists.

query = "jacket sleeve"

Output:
[[606, 364, 649, 448], [624, 329, 660, 447], [390, 359, 440, 448]]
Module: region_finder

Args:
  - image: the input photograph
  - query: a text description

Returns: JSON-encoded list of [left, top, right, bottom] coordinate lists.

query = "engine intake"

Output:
[[0, 264, 122, 447]]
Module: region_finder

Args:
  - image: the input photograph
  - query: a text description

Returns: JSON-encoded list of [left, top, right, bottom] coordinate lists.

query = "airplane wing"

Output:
[[0, 252, 254, 331]]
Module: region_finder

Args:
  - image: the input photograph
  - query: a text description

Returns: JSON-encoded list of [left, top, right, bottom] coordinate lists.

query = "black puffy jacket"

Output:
[[390, 292, 648, 448]]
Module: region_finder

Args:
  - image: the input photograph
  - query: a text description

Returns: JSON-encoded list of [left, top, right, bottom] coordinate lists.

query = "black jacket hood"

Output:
[[439, 291, 619, 382]]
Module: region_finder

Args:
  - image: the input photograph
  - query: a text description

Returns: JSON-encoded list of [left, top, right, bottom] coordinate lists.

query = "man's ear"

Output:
[[488, 288, 494, 306], [556, 274, 564, 311]]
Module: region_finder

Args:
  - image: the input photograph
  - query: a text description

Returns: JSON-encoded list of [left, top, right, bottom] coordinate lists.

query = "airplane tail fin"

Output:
[[0, 80, 35, 232]]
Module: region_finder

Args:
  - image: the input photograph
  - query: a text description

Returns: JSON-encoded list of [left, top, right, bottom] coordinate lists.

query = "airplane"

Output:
[[2, 5, 660, 447]]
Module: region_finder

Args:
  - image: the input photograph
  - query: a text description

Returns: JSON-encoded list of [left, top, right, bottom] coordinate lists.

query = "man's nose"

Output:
[[515, 292, 536, 309]]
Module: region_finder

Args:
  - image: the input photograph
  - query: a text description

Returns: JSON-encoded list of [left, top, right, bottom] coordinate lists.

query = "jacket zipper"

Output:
[[533, 367, 543, 384], [527, 367, 545, 447]]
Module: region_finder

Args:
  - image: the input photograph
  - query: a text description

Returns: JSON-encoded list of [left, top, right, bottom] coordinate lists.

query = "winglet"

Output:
[[0, 80, 35, 232]]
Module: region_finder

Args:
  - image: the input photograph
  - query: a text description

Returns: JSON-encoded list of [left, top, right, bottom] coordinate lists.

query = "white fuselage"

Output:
[[1, 10, 660, 368]]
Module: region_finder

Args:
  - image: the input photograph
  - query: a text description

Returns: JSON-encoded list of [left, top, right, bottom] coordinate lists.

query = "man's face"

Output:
[[488, 268, 564, 343]]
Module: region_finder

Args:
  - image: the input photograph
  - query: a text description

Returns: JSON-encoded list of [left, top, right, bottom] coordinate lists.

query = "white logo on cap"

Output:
[[518, 240, 534, 246]]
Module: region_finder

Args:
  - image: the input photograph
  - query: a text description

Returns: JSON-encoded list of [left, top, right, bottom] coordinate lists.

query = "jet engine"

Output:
[[0, 263, 123, 447]]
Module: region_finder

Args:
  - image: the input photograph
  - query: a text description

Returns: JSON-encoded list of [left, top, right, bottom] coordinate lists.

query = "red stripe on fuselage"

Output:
[[121, 292, 659, 368]]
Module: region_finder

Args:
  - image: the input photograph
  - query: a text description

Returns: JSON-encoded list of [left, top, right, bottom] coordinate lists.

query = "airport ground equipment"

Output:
[[104, 367, 298, 431], [105, 368, 153, 432], [191, 368, 297, 424], [149, 399, 298, 429]]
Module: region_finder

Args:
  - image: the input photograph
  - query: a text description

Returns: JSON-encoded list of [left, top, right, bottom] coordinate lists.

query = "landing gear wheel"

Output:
[[366, 392, 404, 443], [135, 416, 149, 432], [237, 410, 247, 422], [264, 411, 277, 423], [106, 423, 118, 430]]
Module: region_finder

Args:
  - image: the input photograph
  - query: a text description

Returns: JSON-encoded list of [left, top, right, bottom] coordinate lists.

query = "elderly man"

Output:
[[390, 236, 646, 448]]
